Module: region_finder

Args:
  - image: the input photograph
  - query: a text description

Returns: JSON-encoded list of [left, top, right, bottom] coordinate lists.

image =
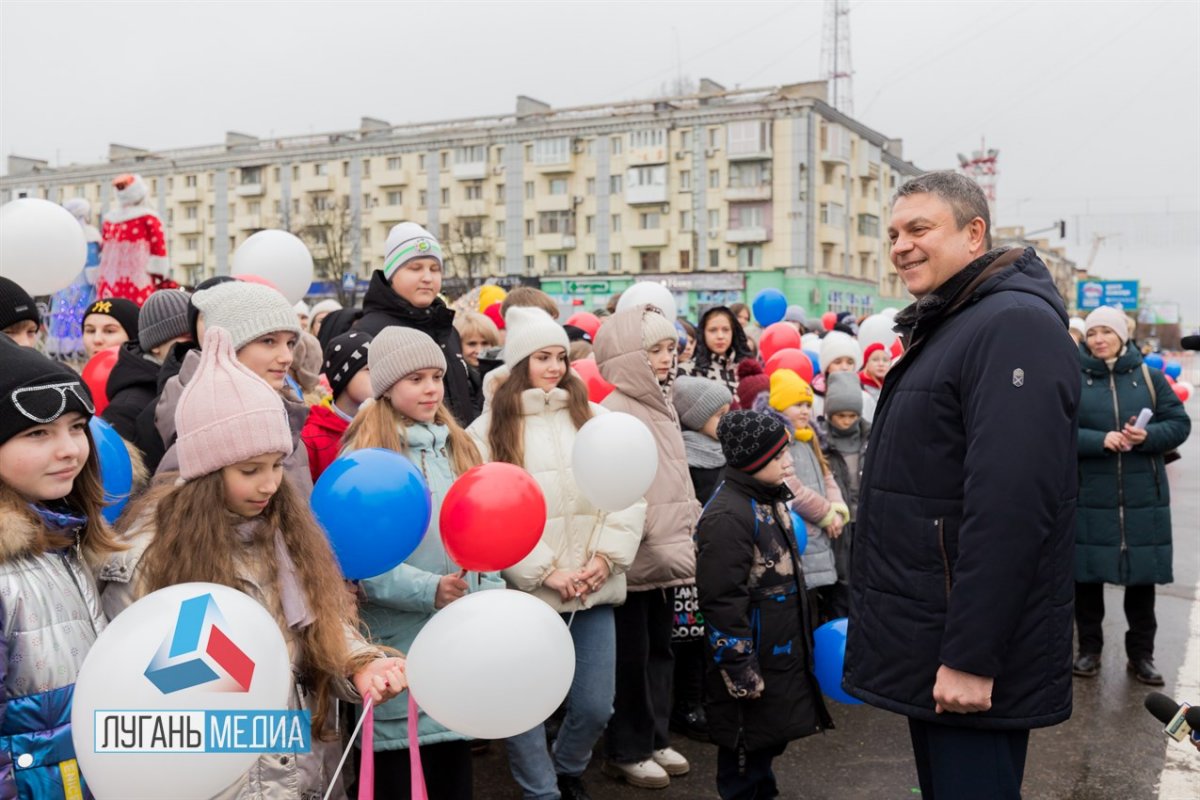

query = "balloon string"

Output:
[[322, 696, 373, 800], [567, 510, 610, 630]]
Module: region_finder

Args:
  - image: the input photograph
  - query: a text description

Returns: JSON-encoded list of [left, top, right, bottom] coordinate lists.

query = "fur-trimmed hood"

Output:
[[0, 492, 47, 564]]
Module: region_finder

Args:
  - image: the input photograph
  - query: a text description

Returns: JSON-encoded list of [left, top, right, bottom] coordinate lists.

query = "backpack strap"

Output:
[[1142, 363, 1157, 409]]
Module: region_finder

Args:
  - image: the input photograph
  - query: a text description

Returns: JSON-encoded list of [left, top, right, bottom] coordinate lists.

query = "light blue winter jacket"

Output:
[[356, 422, 503, 750]]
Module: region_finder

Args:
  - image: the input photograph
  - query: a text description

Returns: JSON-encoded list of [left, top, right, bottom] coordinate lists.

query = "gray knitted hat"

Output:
[[138, 289, 192, 351], [673, 376, 732, 431], [824, 371, 863, 416], [191, 281, 301, 350], [369, 326, 447, 398]]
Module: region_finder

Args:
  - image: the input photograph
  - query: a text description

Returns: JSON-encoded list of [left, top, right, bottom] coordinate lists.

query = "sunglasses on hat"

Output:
[[11, 381, 94, 424]]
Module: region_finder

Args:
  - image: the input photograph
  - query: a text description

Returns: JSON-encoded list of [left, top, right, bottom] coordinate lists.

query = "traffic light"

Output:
[[1058, 220, 1067, 239]]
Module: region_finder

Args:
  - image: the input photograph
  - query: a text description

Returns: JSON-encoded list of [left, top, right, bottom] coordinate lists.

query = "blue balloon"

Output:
[[752, 289, 788, 327], [1165, 361, 1182, 379], [788, 511, 809, 555], [803, 349, 821, 374], [1145, 353, 1164, 370], [89, 417, 132, 524], [311, 448, 432, 580], [812, 617, 863, 704]]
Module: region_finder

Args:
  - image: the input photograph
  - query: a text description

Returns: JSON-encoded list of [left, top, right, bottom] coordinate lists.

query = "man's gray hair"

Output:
[[894, 171, 992, 249]]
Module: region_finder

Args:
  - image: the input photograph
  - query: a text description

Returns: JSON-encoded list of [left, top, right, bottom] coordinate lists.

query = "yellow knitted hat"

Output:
[[769, 368, 814, 411]]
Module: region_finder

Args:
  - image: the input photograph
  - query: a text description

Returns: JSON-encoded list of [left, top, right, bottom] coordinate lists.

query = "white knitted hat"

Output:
[[369, 327, 447, 398], [820, 330, 863, 373], [503, 306, 570, 367], [293, 300, 311, 317], [309, 298, 343, 319], [641, 306, 678, 350], [191, 281, 301, 350], [383, 222, 443, 279], [1084, 306, 1129, 345], [1068, 317, 1087, 336]]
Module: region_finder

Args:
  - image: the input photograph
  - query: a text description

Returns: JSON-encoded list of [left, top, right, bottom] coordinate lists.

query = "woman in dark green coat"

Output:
[[1073, 306, 1190, 686]]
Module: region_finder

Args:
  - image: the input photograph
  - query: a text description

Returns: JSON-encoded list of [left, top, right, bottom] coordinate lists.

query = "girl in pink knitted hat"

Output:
[[99, 326, 405, 800]]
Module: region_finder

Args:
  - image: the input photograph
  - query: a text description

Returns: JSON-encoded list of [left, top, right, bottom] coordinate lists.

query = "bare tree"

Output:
[[442, 217, 492, 290], [289, 194, 356, 305]]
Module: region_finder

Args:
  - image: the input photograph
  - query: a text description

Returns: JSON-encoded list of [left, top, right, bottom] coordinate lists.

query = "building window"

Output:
[[440, 188, 449, 205], [639, 251, 661, 272], [609, 175, 623, 194], [465, 182, 483, 200], [629, 129, 666, 149], [387, 156, 403, 170], [495, 220, 506, 239], [538, 210, 575, 235], [729, 203, 766, 229], [585, 139, 594, 156], [524, 255, 535, 272], [679, 170, 692, 191], [462, 218, 484, 238], [709, 169, 720, 189], [362, 228, 371, 246], [185, 175, 198, 188], [611, 214, 622, 232], [207, 204, 214, 221], [292, 199, 300, 214], [495, 146, 505, 163], [611, 253, 622, 271], [185, 205, 198, 220], [418, 154, 427, 171], [707, 209, 720, 230], [680, 210, 692, 231], [439, 224, 449, 241], [611, 137, 623, 155], [342, 161, 350, 177], [548, 178, 568, 196], [247, 200, 261, 215], [272, 167, 280, 182], [586, 253, 597, 272], [737, 245, 764, 269], [585, 215, 595, 234], [312, 195, 334, 211], [708, 248, 719, 268], [525, 219, 534, 238], [184, 235, 199, 250], [525, 181, 535, 200], [496, 184, 506, 202], [314, 163, 327, 176], [292, 165, 300, 180], [239, 167, 261, 185], [419, 190, 427, 208], [440, 152, 449, 170], [628, 165, 666, 189], [363, 193, 373, 209], [709, 128, 720, 148], [497, 256, 507, 271], [729, 162, 770, 188], [386, 191, 403, 206], [272, 200, 281, 215], [455, 145, 486, 164], [820, 202, 845, 227], [681, 129, 693, 150], [534, 138, 571, 165], [858, 213, 880, 237], [525, 144, 534, 163], [586, 177, 595, 195], [548, 253, 568, 273], [726, 120, 771, 156], [638, 211, 661, 230]]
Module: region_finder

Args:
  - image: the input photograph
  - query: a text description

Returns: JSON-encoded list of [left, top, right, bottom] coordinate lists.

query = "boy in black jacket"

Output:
[[697, 410, 832, 800]]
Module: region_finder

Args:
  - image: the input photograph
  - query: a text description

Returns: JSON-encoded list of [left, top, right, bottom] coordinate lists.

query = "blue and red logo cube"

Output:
[[144, 593, 256, 694]]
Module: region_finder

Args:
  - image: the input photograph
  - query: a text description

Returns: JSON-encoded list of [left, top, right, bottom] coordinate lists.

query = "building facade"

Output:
[[2, 79, 923, 318]]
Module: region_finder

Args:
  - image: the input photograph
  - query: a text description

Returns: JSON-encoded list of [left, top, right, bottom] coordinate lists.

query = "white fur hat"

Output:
[[819, 330, 863, 373]]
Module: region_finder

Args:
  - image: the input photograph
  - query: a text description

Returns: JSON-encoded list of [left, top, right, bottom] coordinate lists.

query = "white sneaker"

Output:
[[603, 758, 671, 789], [652, 747, 690, 776]]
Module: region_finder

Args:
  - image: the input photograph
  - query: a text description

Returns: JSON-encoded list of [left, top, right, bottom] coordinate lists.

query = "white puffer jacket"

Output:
[[467, 372, 646, 613]]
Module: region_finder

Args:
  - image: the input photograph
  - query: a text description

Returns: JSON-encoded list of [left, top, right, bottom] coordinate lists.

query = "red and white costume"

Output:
[[98, 174, 167, 306]]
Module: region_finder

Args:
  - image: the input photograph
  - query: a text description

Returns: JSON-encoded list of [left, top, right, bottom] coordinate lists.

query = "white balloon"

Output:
[[617, 281, 678, 324], [858, 314, 899, 350], [71, 583, 292, 800], [0, 198, 88, 295], [571, 412, 658, 511], [232, 230, 314, 305], [801, 333, 822, 353], [881, 307, 900, 320], [406, 589, 575, 740]]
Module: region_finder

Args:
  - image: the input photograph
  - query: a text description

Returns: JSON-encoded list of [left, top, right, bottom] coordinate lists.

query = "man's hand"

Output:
[[933, 664, 993, 714]]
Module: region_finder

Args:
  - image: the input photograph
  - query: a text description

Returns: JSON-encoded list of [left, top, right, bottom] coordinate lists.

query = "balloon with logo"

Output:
[[82, 347, 120, 415], [0, 198, 88, 296], [441, 463, 547, 572], [616, 282, 677, 325], [1144, 353, 1164, 370], [572, 412, 658, 511], [89, 417, 133, 524], [311, 448, 432, 579], [71, 583, 292, 799], [751, 289, 788, 327], [565, 311, 601, 341], [1174, 382, 1193, 403], [232, 230, 314, 305], [572, 358, 615, 403], [765, 349, 814, 384], [1164, 361, 1182, 380], [812, 617, 862, 704], [406, 589, 575, 739], [758, 322, 802, 362]]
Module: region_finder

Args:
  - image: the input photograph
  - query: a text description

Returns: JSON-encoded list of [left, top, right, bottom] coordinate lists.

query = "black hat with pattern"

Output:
[[716, 409, 790, 473], [322, 330, 373, 400]]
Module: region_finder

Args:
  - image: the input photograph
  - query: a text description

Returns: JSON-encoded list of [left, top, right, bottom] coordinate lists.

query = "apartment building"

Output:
[[2, 79, 923, 318]]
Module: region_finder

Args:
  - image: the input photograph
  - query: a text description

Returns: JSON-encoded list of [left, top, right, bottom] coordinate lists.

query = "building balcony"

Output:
[[451, 162, 488, 181], [818, 223, 844, 246], [725, 227, 770, 244], [376, 205, 408, 223], [534, 158, 574, 174], [821, 147, 850, 165], [301, 174, 332, 192], [456, 199, 490, 218], [725, 185, 772, 202], [628, 146, 669, 166], [534, 194, 573, 213], [236, 214, 263, 231], [173, 219, 202, 235], [536, 233, 577, 251], [628, 228, 670, 248], [175, 249, 202, 266], [375, 168, 410, 187], [727, 148, 773, 162], [448, 237, 488, 255], [173, 186, 200, 202], [234, 183, 264, 197], [625, 184, 669, 205]]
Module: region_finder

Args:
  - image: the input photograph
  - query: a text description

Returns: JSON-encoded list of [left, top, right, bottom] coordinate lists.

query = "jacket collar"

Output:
[[721, 465, 795, 504], [362, 270, 455, 331], [593, 306, 675, 418], [0, 493, 81, 563], [893, 246, 1023, 348], [520, 387, 571, 416], [1081, 341, 1142, 377]]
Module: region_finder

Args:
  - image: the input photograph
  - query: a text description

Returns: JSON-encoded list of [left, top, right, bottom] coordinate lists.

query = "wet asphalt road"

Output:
[[471, 396, 1200, 799]]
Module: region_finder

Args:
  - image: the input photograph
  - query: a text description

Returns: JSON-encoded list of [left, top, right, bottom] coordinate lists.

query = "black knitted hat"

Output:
[[716, 409, 790, 473], [0, 276, 40, 331]]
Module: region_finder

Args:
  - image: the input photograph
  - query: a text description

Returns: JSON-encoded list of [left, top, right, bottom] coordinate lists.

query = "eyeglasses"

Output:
[[10, 381, 95, 424]]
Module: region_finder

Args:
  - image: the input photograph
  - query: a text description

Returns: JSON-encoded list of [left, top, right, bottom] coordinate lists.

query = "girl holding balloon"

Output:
[[0, 337, 123, 799], [341, 326, 502, 800], [467, 307, 645, 800], [100, 327, 406, 800]]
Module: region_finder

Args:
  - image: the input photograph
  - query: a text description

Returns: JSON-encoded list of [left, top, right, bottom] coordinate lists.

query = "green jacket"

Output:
[[357, 423, 504, 750], [1076, 345, 1190, 585]]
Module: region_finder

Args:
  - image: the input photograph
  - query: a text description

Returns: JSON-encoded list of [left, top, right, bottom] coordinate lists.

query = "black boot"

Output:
[[1072, 652, 1101, 678], [1127, 658, 1164, 686], [557, 774, 593, 800]]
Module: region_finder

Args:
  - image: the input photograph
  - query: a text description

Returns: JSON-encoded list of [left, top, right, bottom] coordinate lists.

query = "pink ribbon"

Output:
[[408, 693, 428, 800], [356, 694, 427, 800]]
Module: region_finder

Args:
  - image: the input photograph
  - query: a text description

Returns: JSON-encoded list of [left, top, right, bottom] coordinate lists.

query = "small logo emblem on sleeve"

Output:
[[1013, 368, 1025, 387]]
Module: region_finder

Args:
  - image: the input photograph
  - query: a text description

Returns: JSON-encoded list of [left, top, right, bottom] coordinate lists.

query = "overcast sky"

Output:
[[3, 0, 1197, 325]]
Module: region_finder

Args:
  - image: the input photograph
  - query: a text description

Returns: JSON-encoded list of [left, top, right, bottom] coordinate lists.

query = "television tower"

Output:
[[821, 0, 854, 115], [956, 139, 1000, 219]]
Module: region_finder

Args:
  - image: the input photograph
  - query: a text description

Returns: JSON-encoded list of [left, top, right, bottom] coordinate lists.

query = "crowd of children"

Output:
[[0, 216, 907, 800]]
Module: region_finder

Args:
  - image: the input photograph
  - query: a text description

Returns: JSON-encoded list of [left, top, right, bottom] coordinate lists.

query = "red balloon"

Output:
[[440, 463, 547, 572], [565, 312, 601, 341], [571, 358, 615, 403], [1164, 373, 1176, 385], [759, 322, 802, 362], [1173, 383, 1191, 403], [765, 348, 814, 384], [822, 311, 838, 331], [82, 347, 119, 415], [890, 338, 904, 359], [483, 302, 506, 330]]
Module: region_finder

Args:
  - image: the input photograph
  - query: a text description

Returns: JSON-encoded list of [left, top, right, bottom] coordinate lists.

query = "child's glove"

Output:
[[830, 502, 851, 524], [719, 662, 765, 701]]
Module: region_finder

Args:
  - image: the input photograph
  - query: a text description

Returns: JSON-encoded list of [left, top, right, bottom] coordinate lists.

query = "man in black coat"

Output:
[[843, 172, 1080, 799]]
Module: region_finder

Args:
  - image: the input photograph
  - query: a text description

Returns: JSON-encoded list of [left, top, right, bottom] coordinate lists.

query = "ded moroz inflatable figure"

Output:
[[97, 174, 167, 305]]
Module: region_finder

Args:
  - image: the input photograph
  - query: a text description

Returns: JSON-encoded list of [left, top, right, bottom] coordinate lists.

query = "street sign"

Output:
[[1077, 280, 1139, 311], [566, 280, 610, 293]]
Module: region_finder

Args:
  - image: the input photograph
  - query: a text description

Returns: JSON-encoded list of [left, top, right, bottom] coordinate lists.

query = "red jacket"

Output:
[[301, 400, 350, 483]]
